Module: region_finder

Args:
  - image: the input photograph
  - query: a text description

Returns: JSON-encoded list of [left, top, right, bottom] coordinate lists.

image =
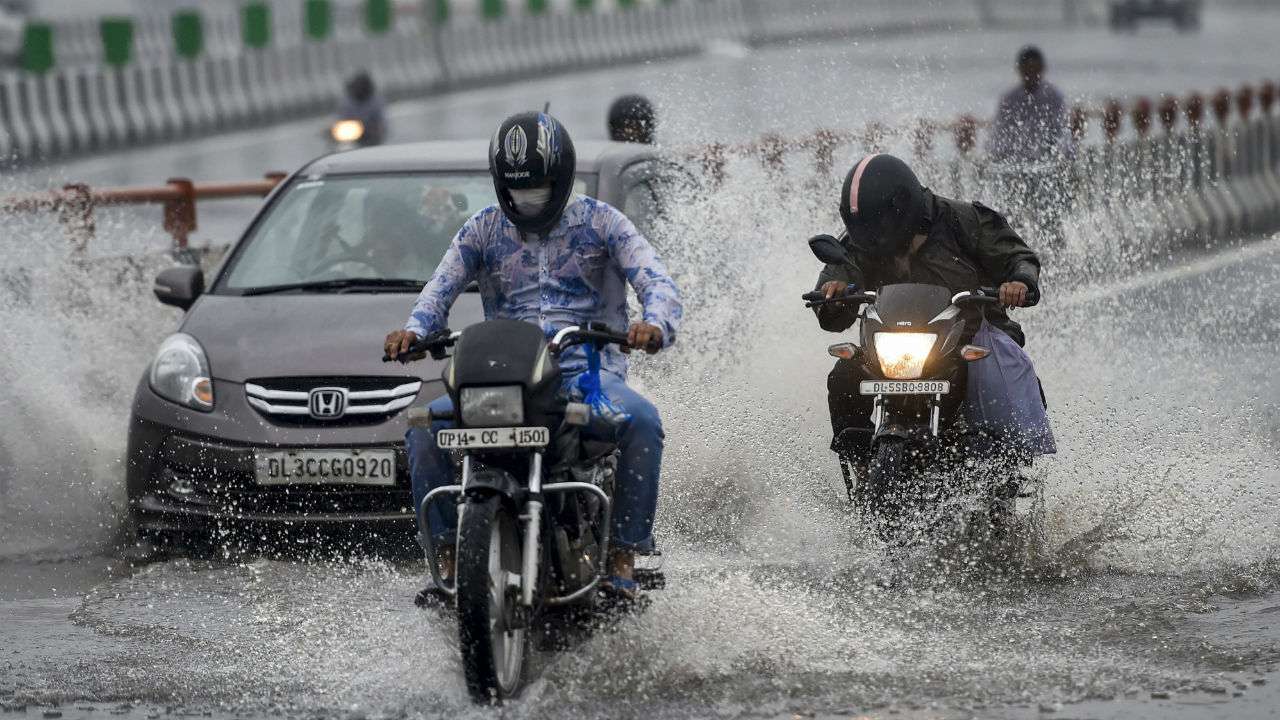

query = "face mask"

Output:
[[509, 187, 553, 218]]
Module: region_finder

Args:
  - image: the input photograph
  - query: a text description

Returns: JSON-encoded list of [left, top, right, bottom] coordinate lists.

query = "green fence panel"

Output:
[[433, 0, 449, 24], [482, 0, 504, 19], [575, 0, 594, 10], [242, 2, 271, 48], [100, 18, 134, 67], [366, 0, 392, 33], [528, 0, 548, 14], [172, 11, 204, 59], [20, 23, 54, 73], [305, 0, 332, 40], [618, 0, 636, 8]]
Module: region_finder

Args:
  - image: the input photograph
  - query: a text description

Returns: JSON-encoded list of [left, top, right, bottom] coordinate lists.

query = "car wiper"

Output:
[[239, 278, 425, 296]]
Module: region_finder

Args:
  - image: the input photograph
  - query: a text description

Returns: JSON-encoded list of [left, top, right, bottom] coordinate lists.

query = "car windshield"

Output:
[[219, 172, 590, 293]]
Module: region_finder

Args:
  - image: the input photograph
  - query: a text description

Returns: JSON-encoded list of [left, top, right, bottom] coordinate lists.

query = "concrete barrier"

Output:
[[3, 0, 1081, 166], [58, 68, 94, 153]]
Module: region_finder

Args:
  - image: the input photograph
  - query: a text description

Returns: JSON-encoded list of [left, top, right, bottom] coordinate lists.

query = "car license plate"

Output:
[[859, 380, 951, 395], [436, 426, 549, 450], [254, 448, 396, 486]]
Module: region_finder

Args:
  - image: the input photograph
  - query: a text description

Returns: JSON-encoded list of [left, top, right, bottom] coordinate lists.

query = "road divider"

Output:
[[1, 0, 1044, 165]]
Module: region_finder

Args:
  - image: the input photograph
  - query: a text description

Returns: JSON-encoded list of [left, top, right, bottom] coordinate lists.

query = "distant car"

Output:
[[1109, 0, 1201, 32], [126, 139, 681, 545]]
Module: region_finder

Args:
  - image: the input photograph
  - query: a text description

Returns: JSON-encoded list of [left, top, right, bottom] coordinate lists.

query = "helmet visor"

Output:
[[848, 208, 909, 256]]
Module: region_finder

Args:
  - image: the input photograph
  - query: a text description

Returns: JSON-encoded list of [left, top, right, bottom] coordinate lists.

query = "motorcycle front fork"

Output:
[[519, 453, 544, 609]]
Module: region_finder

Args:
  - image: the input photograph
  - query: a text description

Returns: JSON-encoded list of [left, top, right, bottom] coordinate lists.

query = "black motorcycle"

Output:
[[387, 319, 657, 703], [804, 235, 1038, 542]]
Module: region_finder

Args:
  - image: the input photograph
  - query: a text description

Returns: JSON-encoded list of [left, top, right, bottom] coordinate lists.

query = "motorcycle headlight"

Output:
[[149, 333, 214, 411], [331, 119, 364, 143], [873, 332, 937, 380], [460, 386, 524, 427]]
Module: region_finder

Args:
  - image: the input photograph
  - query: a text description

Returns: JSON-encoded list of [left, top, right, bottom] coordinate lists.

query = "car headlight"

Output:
[[873, 332, 937, 380], [149, 333, 214, 411], [460, 386, 524, 427]]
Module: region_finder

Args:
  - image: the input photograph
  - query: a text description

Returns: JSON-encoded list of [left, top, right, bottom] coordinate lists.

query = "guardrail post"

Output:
[[699, 142, 726, 188], [951, 114, 978, 197], [58, 183, 95, 255], [862, 121, 887, 154], [163, 177, 197, 249], [1131, 96, 1153, 200], [757, 133, 786, 177], [1209, 87, 1246, 240], [810, 128, 838, 178]]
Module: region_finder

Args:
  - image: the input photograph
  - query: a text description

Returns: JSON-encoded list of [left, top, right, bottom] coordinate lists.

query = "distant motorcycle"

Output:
[[387, 320, 661, 703], [804, 235, 1040, 543]]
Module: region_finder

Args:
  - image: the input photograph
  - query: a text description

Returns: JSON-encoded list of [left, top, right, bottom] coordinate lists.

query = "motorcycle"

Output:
[[804, 235, 1039, 543], [386, 319, 661, 703]]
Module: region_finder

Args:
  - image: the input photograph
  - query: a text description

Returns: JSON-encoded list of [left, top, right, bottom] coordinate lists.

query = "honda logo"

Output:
[[309, 387, 347, 419]]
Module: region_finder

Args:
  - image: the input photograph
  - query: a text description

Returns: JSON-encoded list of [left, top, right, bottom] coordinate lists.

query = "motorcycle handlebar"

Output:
[[956, 286, 1040, 307], [382, 330, 457, 363], [802, 288, 876, 309], [550, 323, 635, 354]]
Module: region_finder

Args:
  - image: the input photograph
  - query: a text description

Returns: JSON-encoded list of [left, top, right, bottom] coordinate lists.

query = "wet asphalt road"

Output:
[[3, 5, 1280, 719]]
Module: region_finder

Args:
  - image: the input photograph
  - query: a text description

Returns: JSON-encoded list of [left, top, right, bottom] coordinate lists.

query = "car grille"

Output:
[[245, 376, 422, 426]]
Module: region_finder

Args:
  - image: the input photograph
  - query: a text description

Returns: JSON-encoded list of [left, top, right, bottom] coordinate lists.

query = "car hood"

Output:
[[180, 292, 484, 382]]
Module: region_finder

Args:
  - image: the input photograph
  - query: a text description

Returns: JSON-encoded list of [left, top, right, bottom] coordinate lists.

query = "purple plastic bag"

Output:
[[964, 320, 1056, 456]]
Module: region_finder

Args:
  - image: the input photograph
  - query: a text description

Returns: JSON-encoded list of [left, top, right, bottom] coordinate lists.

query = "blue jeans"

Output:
[[406, 374, 663, 553]]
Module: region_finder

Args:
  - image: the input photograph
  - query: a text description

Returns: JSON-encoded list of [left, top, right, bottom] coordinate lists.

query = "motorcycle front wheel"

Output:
[[863, 437, 917, 542], [456, 495, 528, 704]]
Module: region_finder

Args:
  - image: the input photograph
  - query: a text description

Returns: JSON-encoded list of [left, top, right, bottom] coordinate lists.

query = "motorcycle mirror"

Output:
[[809, 234, 851, 266]]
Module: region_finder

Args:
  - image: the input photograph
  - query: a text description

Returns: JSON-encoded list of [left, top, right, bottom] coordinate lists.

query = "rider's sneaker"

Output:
[[600, 574, 639, 599], [414, 585, 450, 609]]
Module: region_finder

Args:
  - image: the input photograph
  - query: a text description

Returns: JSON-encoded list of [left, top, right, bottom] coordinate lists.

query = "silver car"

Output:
[[126, 139, 677, 544]]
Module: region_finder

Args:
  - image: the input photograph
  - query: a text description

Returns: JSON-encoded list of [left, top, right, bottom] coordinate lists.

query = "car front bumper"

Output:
[[126, 376, 444, 534]]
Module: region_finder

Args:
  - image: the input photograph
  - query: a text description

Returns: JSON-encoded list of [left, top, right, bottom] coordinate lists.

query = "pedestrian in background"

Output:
[[988, 46, 1069, 162], [987, 46, 1072, 249]]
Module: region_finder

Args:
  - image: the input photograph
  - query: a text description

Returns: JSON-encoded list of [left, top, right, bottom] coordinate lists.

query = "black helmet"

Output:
[[607, 94, 656, 144], [839, 153, 927, 257], [489, 111, 577, 235], [346, 71, 375, 103]]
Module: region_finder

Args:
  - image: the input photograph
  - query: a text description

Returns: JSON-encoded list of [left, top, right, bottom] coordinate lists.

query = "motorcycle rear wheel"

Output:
[[456, 495, 528, 704]]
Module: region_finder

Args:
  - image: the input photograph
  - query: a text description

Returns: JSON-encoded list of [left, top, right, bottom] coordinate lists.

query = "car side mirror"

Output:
[[808, 234, 851, 266], [153, 265, 204, 310]]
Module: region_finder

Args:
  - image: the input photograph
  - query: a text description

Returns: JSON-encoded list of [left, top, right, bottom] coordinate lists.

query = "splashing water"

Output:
[[0, 206, 181, 559], [2, 113, 1279, 717]]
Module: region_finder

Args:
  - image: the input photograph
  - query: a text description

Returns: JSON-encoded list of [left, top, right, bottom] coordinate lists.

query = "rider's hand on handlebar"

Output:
[[624, 322, 664, 355], [383, 329, 419, 360], [821, 280, 849, 300], [998, 281, 1029, 308]]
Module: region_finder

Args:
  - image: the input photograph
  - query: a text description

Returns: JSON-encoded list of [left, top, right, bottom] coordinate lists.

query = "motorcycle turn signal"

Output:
[[960, 345, 991, 361], [827, 343, 860, 360]]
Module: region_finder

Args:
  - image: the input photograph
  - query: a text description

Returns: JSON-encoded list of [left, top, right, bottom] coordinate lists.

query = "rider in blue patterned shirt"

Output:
[[385, 112, 682, 600]]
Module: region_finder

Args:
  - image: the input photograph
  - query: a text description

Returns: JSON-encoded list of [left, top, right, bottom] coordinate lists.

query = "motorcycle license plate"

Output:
[[437, 426, 549, 450], [255, 448, 396, 486], [859, 380, 950, 395]]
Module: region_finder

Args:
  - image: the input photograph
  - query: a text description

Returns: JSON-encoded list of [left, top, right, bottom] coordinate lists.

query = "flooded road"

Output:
[[4, 6, 1280, 719]]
